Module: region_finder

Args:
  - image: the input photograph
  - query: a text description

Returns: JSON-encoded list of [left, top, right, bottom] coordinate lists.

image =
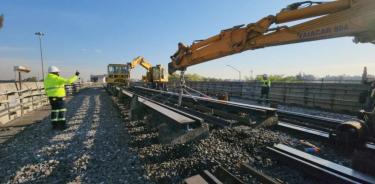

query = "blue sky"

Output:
[[0, 0, 374, 81]]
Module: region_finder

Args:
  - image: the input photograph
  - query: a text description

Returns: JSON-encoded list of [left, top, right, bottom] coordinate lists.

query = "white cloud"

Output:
[[0, 57, 41, 80], [0, 46, 34, 52], [80, 48, 103, 54], [0, 57, 79, 80]]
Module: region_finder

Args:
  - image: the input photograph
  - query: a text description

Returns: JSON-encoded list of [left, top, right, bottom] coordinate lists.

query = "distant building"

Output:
[[90, 75, 106, 83]]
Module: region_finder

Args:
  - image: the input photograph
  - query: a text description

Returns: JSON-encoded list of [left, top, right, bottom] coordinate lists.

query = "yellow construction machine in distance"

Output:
[[106, 64, 130, 86], [128, 56, 168, 89]]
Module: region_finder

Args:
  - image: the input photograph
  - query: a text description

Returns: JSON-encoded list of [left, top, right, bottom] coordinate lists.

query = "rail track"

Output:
[[277, 109, 375, 153], [277, 110, 343, 131], [108, 85, 375, 184], [131, 86, 374, 145]]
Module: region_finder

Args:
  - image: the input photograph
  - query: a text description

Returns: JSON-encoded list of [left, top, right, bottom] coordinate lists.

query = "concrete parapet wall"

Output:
[[0, 82, 44, 94], [0, 82, 90, 126], [0, 82, 47, 126], [167, 81, 368, 114]]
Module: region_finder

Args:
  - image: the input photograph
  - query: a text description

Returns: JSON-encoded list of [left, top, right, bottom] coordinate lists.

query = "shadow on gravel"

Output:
[[80, 89, 150, 183], [0, 88, 96, 183], [41, 94, 96, 183], [0, 116, 50, 146]]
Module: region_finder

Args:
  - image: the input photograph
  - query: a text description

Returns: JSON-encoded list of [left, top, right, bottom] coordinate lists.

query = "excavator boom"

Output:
[[128, 56, 152, 71], [169, 0, 375, 74]]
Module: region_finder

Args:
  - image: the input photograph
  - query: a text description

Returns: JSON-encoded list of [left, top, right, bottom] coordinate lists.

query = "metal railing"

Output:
[[65, 83, 82, 96]]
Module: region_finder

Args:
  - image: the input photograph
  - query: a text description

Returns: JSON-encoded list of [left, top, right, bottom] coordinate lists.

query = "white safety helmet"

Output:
[[48, 66, 60, 73]]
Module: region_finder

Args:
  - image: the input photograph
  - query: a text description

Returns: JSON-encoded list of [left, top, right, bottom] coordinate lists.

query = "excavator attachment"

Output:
[[168, 0, 375, 74]]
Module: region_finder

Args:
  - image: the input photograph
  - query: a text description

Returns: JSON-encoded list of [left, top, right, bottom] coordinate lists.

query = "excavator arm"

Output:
[[169, 0, 375, 74], [128, 56, 153, 71]]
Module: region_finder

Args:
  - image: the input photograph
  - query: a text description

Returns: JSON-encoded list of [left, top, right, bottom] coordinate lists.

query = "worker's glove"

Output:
[[75, 71, 80, 76]]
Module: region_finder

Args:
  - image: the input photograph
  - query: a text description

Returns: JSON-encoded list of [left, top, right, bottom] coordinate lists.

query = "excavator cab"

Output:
[[150, 65, 168, 90], [128, 56, 168, 89], [151, 65, 167, 82]]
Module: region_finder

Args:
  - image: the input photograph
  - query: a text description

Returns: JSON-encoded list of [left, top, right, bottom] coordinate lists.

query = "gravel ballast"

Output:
[[114, 96, 353, 183], [0, 87, 358, 184], [0, 88, 151, 184], [125, 119, 314, 183]]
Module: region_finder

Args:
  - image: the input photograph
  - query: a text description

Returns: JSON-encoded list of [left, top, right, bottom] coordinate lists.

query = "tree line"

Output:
[[169, 73, 362, 83]]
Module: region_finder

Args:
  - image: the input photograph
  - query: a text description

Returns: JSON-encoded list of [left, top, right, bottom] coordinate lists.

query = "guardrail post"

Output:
[[30, 89, 34, 111], [5, 91, 11, 121], [282, 83, 287, 103], [39, 87, 44, 108], [304, 87, 309, 105], [330, 88, 336, 110], [20, 90, 24, 116], [240, 82, 243, 98]]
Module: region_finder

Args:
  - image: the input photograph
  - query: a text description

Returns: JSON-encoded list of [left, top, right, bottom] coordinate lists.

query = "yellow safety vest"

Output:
[[260, 78, 271, 87], [44, 73, 78, 97]]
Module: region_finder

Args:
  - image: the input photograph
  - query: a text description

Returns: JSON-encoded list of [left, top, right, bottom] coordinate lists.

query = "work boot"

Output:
[[56, 124, 66, 130], [61, 124, 67, 130], [56, 121, 67, 130], [51, 122, 58, 130], [59, 123, 67, 130]]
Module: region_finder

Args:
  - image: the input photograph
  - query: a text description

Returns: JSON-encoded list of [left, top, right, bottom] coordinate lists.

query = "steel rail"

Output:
[[130, 86, 278, 126], [277, 109, 344, 131], [114, 86, 375, 183], [133, 86, 346, 130], [268, 144, 375, 184]]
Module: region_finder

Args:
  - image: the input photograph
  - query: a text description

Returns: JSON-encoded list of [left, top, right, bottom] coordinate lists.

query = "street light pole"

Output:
[[35, 32, 45, 81], [226, 65, 241, 81]]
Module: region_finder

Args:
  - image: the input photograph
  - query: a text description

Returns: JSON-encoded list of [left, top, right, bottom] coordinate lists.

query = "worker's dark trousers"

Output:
[[49, 97, 67, 130], [260, 87, 270, 104]]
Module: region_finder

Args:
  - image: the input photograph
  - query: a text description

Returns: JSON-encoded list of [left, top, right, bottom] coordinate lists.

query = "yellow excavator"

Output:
[[128, 56, 168, 89], [168, 0, 375, 158], [169, 0, 375, 74]]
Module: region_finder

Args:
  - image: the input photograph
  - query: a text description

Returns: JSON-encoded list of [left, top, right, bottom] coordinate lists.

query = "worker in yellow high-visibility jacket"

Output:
[[259, 74, 271, 105], [44, 66, 79, 130]]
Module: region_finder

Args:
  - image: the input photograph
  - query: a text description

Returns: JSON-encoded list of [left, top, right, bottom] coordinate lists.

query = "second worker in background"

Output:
[[259, 74, 271, 105]]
